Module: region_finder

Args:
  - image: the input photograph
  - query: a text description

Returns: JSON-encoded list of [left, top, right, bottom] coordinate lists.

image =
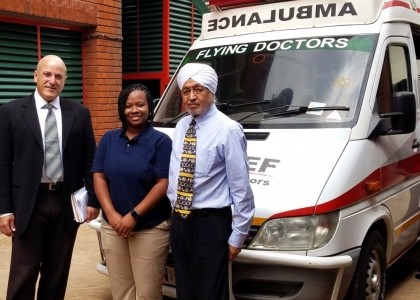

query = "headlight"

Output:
[[248, 211, 339, 251]]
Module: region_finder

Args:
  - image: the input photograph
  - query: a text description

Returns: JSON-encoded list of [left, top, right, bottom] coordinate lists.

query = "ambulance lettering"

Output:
[[248, 157, 280, 186], [254, 37, 348, 51], [195, 37, 350, 60], [196, 44, 248, 59], [207, 2, 357, 32]]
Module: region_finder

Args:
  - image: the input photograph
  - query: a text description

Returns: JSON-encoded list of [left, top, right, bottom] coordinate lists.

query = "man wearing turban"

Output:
[[167, 63, 255, 300]]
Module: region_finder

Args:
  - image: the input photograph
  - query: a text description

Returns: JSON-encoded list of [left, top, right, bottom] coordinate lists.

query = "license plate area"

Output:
[[163, 266, 176, 286]]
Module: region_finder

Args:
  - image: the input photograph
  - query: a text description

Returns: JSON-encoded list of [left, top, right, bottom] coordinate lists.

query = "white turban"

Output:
[[177, 63, 218, 95]]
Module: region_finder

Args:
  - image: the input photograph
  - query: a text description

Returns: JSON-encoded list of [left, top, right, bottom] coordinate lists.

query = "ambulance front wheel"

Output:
[[345, 230, 386, 300]]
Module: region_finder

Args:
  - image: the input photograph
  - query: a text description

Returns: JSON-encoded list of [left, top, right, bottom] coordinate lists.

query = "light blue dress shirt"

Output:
[[167, 104, 255, 248]]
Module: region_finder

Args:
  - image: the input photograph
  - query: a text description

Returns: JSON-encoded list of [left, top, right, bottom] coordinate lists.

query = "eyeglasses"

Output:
[[181, 86, 207, 97]]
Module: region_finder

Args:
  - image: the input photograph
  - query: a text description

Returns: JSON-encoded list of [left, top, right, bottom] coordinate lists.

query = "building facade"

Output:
[[0, 0, 201, 141]]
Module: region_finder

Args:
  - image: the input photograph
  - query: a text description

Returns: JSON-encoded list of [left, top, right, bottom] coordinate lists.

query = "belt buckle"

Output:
[[49, 183, 59, 190]]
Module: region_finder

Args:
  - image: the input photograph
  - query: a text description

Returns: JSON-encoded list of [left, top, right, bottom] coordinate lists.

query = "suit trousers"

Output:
[[170, 207, 232, 300], [6, 188, 79, 300], [100, 219, 170, 300]]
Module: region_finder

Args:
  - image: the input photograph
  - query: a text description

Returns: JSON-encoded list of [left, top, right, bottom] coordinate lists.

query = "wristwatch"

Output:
[[130, 209, 142, 221]]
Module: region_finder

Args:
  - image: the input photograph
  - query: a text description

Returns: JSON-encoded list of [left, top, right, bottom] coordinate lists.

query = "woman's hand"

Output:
[[115, 213, 137, 237], [107, 211, 123, 230]]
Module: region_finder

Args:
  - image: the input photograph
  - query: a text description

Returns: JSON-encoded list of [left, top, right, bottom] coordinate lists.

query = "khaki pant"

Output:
[[101, 219, 170, 300]]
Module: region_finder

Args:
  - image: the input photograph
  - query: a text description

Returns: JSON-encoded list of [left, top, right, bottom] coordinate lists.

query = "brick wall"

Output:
[[83, 0, 122, 142], [0, 0, 98, 26], [0, 0, 122, 143]]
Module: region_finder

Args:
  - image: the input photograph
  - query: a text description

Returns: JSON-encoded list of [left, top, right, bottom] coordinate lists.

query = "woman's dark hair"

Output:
[[118, 83, 154, 130]]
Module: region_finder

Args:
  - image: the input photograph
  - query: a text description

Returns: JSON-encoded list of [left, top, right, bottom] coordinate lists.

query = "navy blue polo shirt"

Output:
[[92, 124, 172, 231]]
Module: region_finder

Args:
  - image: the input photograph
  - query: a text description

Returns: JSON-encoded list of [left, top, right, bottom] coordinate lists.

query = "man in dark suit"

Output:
[[0, 55, 100, 300]]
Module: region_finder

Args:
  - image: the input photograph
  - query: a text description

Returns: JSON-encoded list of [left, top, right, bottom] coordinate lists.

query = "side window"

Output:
[[377, 45, 411, 114], [412, 33, 420, 97], [389, 46, 411, 93]]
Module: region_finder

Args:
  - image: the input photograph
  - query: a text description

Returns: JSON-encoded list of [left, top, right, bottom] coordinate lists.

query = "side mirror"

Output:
[[379, 91, 416, 135], [391, 91, 416, 133]]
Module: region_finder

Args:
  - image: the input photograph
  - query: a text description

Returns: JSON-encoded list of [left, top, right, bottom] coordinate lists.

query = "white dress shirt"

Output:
[[167, 104, 255, 248], [34, 89, 63, 183]]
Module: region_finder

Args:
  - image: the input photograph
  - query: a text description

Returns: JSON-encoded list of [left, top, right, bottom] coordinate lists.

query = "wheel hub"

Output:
[[366, 249, 382, 300]]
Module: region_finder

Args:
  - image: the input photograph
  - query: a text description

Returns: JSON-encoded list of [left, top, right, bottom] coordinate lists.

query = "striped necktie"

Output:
[[44, 103, 63, 183], [175, 119, 196, 218]]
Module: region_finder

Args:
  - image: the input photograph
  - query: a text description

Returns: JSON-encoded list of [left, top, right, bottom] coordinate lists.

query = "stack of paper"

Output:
[[71, 187, 88, 223]]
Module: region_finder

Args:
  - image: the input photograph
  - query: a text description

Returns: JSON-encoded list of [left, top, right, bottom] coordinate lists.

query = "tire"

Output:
[[345, 230, 386, 300]]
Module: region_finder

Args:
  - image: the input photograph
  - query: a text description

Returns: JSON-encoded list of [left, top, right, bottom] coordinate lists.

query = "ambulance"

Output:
[[89, 0, 420, 299]]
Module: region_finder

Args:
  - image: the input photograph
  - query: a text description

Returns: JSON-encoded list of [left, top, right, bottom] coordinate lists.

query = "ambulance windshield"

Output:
[[154, 35, 376, 129]]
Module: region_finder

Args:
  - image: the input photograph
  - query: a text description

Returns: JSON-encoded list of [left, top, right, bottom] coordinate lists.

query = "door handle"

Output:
[[412, 139, 420, 150]]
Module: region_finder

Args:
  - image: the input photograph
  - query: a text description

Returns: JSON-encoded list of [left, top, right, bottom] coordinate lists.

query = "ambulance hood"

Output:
[[157, 127, 350, 219], [246, 128, 350, 219]]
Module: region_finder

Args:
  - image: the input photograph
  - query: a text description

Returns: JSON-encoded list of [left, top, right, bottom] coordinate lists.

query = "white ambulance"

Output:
[[90, 0, 420, 299]]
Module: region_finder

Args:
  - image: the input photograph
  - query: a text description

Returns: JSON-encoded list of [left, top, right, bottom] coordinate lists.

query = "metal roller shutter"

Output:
[[0, 22, 83, 104], [170, 0, 202, 76], [0, 21, 38, 104], [122, 0, 163, 73], [138, 0, 163, 72], [41, 28, 83, 103], [122, 0, 138, 73]]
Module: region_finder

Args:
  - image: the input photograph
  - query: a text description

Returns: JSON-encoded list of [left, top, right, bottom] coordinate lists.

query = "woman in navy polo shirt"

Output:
[[92, 83, 172, 300]]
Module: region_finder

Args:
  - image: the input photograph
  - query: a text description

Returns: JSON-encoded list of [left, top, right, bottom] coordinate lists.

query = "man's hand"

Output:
[[85, 207, 100, 223], [0, 215, 16, 237], [228, 244, 242, 261]]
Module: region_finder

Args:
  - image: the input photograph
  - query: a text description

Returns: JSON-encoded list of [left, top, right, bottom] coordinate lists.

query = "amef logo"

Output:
[[248, 157, 280, 186], [207, 2, 357, 32]]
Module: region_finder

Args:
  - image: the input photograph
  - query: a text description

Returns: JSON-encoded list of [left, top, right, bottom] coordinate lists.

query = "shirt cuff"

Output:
[[228, 231, 246, 249], [0, 213, 13, 218]]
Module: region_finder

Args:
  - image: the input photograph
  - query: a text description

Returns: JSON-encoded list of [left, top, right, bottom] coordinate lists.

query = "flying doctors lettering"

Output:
[[196, 38, 348, 60], [207, 3, 357, 32], [193, 35, 375, 60]]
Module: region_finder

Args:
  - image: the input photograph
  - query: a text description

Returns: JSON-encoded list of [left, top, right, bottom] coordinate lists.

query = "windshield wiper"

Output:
[[161, 100, 271, 126], [235, 104, 291, 122], [264, 106, 350, 119], [216, 100, 270, 110], [161, 111, 190, 127]]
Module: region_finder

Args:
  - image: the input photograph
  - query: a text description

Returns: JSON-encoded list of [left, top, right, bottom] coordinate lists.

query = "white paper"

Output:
[[71, 187, 88, 223], [326, 110, 342, 122], [306, 102, 326, 115]]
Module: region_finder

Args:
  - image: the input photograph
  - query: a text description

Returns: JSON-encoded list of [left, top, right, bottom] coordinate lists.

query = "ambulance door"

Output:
[[374, 37, 420, 259]]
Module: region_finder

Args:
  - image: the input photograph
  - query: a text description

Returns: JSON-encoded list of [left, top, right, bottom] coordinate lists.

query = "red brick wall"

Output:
[[0, 0, 122, 143], [83, 0, 122, 143], [0, 0, 97, 26]]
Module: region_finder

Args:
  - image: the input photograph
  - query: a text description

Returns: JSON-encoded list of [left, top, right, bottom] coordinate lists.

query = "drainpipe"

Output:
[[190, 0, 210, 14]]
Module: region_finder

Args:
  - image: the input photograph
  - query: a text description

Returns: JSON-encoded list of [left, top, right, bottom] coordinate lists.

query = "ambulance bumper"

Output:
[[231, 249, 357, 300]]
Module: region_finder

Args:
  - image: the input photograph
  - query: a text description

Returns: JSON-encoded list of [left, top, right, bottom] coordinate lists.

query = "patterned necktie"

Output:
[[175, 119, 197, 218], [44, 103, 63, 183]]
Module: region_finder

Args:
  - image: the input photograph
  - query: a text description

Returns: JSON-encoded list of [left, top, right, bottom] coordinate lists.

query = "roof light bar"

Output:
[[208, 0, 262, 6], [208, 0, 293, 9]]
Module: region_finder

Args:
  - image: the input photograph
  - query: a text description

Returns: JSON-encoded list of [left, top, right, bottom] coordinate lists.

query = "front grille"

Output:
[[243, 226, 259, 248]]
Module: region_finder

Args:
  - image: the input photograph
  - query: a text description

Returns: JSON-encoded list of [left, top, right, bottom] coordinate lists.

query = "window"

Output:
[[376, 45, 411, 115]]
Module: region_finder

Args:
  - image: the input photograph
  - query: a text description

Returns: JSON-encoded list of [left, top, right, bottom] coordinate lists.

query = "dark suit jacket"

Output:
[[0, 93, 99, 235]]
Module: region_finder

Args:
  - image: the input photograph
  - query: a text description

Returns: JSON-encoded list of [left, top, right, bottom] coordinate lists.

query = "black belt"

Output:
[[39, 183, 62, 191], [173, 207, 230, 220]]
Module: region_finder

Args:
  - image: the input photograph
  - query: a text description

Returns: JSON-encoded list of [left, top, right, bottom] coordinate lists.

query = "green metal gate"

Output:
[[0, 21, 83, 104], [170, 0, 202, 76]]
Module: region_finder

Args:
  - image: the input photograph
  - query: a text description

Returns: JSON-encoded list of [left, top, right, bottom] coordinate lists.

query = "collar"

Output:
[[34, 89, 60, 110], [118, 123, 154, 141], [192, 104, 217, 129]]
